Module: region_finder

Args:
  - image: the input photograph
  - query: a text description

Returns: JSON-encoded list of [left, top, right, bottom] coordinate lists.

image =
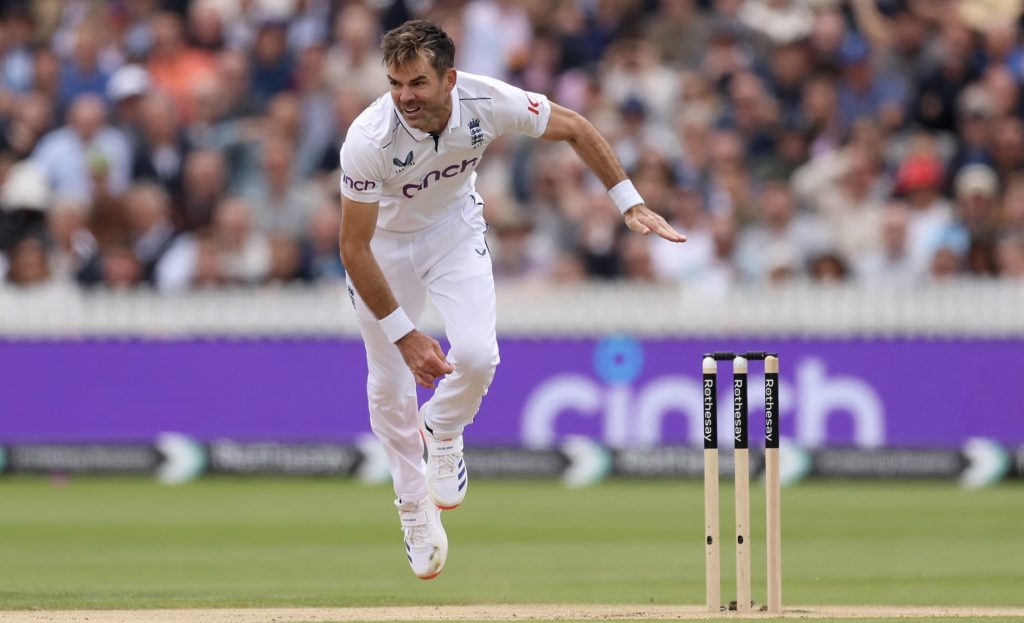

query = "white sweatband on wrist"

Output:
[[608, 179, 644, 215], [379, 307, 415, 343]]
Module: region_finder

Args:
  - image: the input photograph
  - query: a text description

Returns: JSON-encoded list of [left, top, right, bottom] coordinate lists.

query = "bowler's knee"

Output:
[[453, 342, 499, 386]]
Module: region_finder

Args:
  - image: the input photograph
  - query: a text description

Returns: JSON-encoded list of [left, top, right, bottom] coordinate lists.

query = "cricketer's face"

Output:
[[388, 53, 455, 135]]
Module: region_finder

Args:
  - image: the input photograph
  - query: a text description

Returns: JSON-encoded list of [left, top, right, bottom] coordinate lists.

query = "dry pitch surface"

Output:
[[3, 605, 1024, 622]]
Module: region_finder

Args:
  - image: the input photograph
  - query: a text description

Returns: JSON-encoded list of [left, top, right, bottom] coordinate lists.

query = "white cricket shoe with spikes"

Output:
[[396, 497, 447, 580], [420, 412, 468, 510]]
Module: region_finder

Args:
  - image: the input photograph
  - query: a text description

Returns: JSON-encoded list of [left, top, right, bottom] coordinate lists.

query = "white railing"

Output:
[[1, 280, 1022, 337]]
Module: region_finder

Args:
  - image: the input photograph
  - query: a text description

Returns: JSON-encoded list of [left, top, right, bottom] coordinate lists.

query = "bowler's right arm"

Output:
[[339, 196, 452, 388]]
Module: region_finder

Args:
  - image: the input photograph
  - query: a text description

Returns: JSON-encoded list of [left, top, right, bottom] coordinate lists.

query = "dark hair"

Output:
[[380, 20, 455, 77]]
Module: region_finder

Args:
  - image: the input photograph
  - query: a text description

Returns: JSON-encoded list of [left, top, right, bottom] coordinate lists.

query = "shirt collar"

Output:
[[447, 84, 462, 131], [393, 82, 462, 142]]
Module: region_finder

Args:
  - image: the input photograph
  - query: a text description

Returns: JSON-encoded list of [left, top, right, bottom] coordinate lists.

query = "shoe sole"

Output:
[[428, 481, 465, 510], [414, 517, 449, 580]]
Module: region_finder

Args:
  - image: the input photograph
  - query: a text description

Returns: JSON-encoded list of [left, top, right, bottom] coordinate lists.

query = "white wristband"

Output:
[[379, 307, 415, 343], [608, 179, 644, 215]]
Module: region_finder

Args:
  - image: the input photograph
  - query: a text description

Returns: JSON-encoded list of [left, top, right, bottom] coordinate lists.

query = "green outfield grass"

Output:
[[0, 477, 1022, 616]]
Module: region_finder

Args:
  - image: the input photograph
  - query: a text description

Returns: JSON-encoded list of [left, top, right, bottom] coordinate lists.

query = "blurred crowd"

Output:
[[1, 0, 1024, 293]]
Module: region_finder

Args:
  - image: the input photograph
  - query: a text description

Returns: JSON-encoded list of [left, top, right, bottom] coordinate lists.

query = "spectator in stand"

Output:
[[292, 43, 334, 178], [995, 232, 1024, 278], [287, 0, 330, 53], [618, 234, 658, 282], [0, 90, 54, 161], [848, 0, 930, 91], [458, 0, 532, 83], [305, 200, 344, 282], [120, 1, 160, 59], [856, 200, 918, 285], [978, 20, 1023, 73], [250, 19, 293, 108], [266, 232, 306, 283], [736, 180, 828, 283], [808, 250, 850, 283], [697, 212, 740, 295], [722, 70, 780, 170], [767, 40, 811, 127], [642, 0, 712, 69], [700, 18, 753, 90], [4, 235, 49, 287], [78, 182, 173, 286], [911, 17, 978, 132], [30, 47, 61, 108], [130, 93, 191, 203], [214, 49, 260, 122], [950, 163, 1000, 276], [259, 93, 306, 179], [893, 139, 954, 275], [187, 1, 226, 53], [1, 5, 36, 96], [738, 0, 813, 48], [313, 86, 368, 184], [56, 21, 110, 116], [146, 11, 217, 125], [30, 93, 131, 203], [324, 3, 385, 103], [156, 195, 268, 291], [45, 197, 95, 284], [601, 38, 678, 127], [793, 143, 886, 264], [610, 97, 663, 177], [177, 148, 226, 232], [801, 73, 844, 157], [184, 230, 227, 289], [210, 196, 268, 285], [706, 129, 758, 222], [241, 133, 321, 237], [649, 184, 712, 283], [947, 86, 996, 182], [1001, 175, 1024, 235], [489, 209, 541, 282], [808, 5, 847, 71], [835, 33, 907, 134], [981, 65, 1021, 119], [95, 243, 142, 289], [928, 234, 967, 282], [577, 194, 623, 279], [120, 182, 176, 284], [953, 164, 1001, 240], [106, 64, 151, 148], [0, 160, 49, 253], [988, 116, 1024, 185]]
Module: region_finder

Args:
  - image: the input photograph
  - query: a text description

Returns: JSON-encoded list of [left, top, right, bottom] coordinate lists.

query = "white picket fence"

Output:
[[1, 280, 1022, 337]]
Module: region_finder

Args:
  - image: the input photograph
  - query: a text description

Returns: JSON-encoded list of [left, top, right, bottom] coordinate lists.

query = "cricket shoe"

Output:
[[420, 412, 468, 510], [397, 497, 448, 580]]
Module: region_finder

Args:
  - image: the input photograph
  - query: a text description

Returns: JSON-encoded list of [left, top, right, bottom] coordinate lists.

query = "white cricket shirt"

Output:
[[339, 71, 552, 233]]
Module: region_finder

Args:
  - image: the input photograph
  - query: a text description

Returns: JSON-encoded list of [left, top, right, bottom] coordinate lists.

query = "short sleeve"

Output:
[[339, 128, 385, 203], [485, 77, 551, 138]]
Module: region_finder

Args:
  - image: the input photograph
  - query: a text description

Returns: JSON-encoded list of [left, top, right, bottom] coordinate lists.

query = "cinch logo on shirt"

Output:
[[342, 173, 377, 192], [402, 157, 479, 198]]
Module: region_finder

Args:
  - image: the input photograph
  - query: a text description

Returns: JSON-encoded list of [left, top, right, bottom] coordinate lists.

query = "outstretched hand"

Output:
[[624, 205, 686, 242], [396, 329, 454, 389]]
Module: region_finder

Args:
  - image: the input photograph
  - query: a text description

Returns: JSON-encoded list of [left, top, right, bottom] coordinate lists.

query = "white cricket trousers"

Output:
[[349, 200, 499, 504]]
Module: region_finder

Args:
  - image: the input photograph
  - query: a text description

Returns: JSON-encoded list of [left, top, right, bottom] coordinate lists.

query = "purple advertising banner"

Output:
[[1, 338, 1021, 447]]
